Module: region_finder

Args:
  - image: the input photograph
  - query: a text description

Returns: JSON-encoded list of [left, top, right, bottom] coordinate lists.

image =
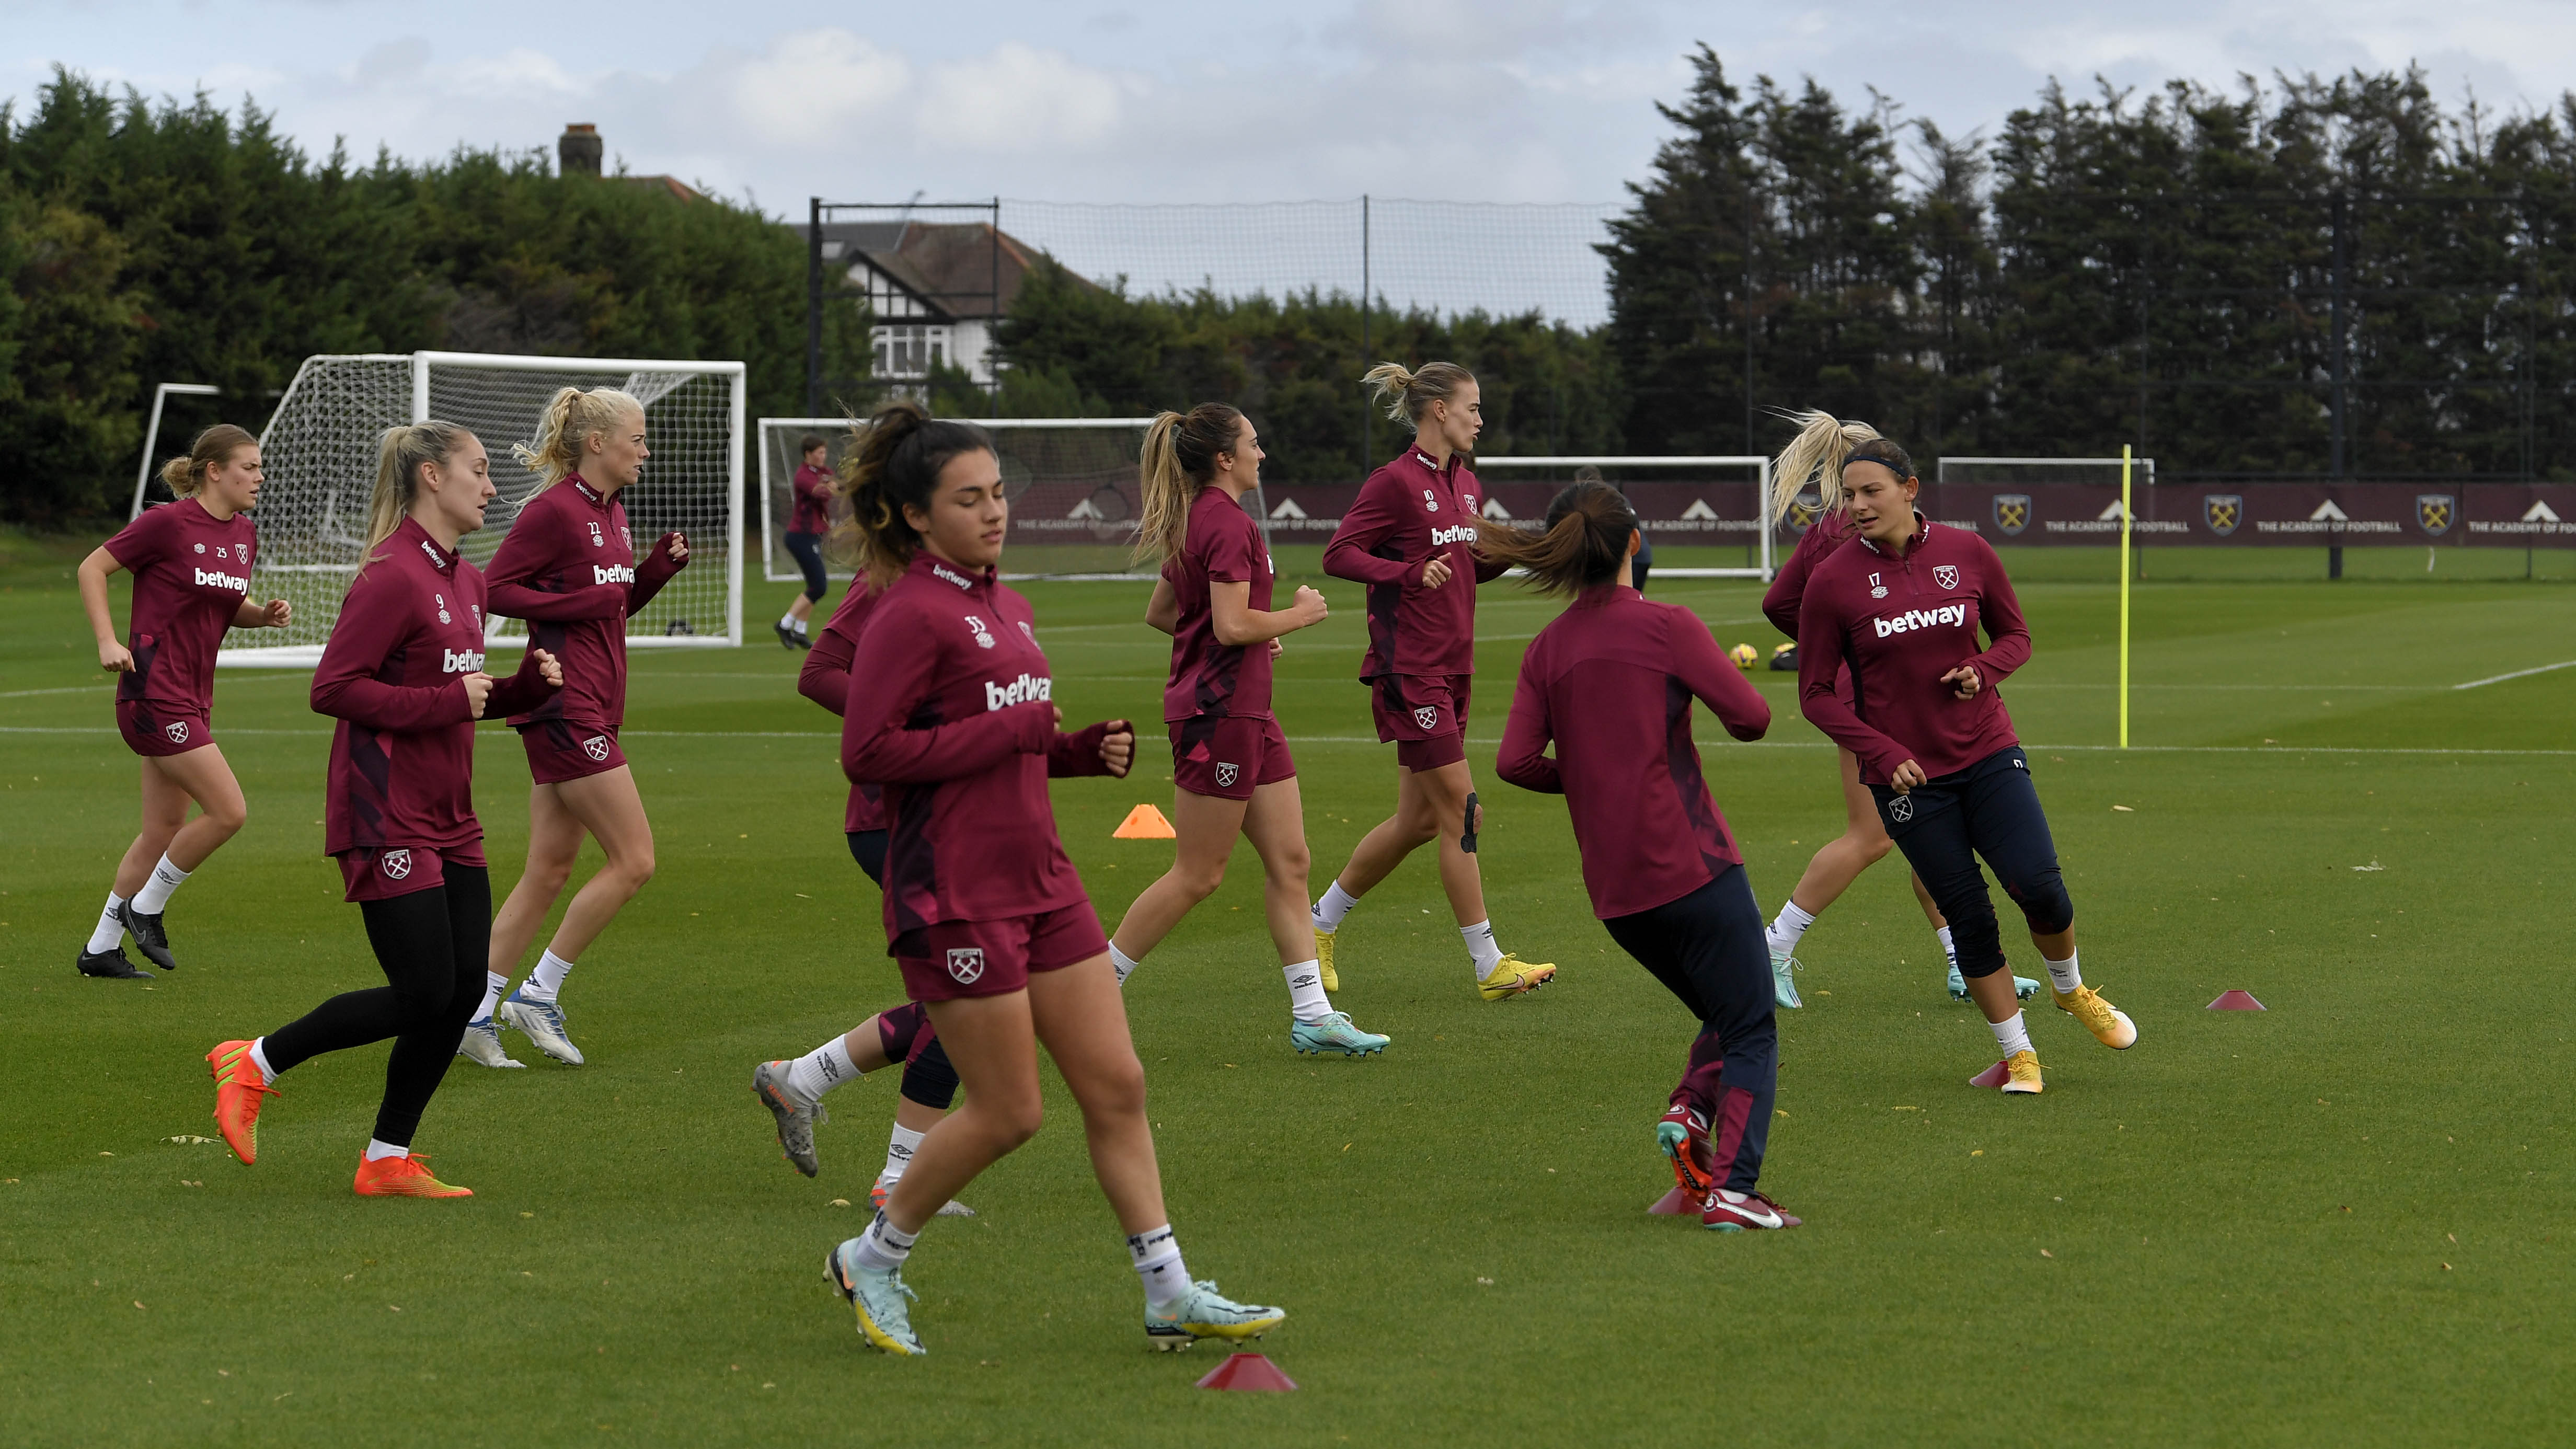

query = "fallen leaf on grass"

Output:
[[2352, 861, 2385, 872], [166, 1135, 215, 1145], [2040, 1250, 2054, 1259], [829, 1199, 850, 1208], [2111, 805, 2134, 813]]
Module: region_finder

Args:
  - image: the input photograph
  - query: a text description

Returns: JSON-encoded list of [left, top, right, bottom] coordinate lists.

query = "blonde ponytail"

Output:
[[1362, 360, 1475, 431], [512, 386, 643, 491], [159, 424, 257, 498], [1769, 410, 1889, 524], [361, 421, 476, 568], [1131, 402, 1245, 565]]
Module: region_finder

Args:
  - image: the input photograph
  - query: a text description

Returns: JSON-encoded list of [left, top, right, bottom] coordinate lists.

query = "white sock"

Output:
[[1128, 1224, 1188, 1308], [1110, 942, 1142, 985], [1283, 960, 1331, 1022], [131, 855, 190, 914], [779, 611, 797, 629], [1936, 925, 1958, 970], [474, 970, 507, 1023], [86, 894, 126, 954], [795, 618, 810, 638], [248, 1038, 280, 1085], [786, 1036, 860, 1105], [1460, 920, 1503, 980], [1990, 1009, 2032, 1059], [2045, 951, 2082, 995], [851, 1211, 918, 1272], [1767, 899, 1817, 957], [363, 1138, 409, 1162], [525, 949, 574, 998], [883, 1122, 926, 1183], [1312, 881, 1361, 933]]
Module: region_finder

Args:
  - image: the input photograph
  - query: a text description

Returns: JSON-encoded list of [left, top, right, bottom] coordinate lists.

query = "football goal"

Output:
[[222, 351, 745, 666], [1473, 456, 1775, 579], [756, 416, 1179, 581]]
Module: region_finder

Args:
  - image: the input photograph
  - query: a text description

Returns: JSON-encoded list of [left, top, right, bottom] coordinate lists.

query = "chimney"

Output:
[[559, 123, 603, 178]]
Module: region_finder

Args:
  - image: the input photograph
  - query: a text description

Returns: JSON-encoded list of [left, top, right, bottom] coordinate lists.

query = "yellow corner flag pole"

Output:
[[2119, 445, 2134, 750]]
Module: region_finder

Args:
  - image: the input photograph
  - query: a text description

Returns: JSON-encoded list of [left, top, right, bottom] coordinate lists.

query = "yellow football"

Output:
[[1729, 643, 1758, 671]]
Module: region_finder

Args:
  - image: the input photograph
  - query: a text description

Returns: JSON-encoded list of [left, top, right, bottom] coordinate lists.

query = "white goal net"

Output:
[[757, 416, 1171, 582], [224, 350, 745, 666], [1474, 456, 1774, 579]]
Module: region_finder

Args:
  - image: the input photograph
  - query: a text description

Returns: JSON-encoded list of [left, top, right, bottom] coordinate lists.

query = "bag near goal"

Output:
[[226, 351, 745, 665]]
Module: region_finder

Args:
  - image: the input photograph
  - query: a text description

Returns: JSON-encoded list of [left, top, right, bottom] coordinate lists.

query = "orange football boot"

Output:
[[206, 1039, 280, 1165], [353, 1154, 473, 1198]]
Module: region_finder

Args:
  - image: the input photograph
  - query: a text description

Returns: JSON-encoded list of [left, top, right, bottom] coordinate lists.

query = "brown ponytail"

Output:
[[159, 424, 257, 498], [1472, 478, 1639, 597], [1132, 403, 1245, 565], [835, 400, 996, 589]]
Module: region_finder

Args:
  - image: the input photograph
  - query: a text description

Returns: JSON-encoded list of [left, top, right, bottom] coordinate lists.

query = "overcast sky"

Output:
[[8, 1, 2569, 214]]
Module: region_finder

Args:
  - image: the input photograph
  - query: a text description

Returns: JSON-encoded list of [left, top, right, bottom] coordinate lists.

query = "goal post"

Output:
[[1472, 456, 1774, 579], [222, 351, 746, 667], [756, 416, 1168, 582]]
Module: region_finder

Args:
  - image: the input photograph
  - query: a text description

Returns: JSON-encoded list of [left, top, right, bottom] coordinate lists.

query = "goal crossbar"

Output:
[[1475, 455, 1774, 579]]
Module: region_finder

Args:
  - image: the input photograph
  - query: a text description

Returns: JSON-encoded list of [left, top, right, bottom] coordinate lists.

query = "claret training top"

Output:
[[1792, 513, 2031, 786], [1497, 582, 1771, 919], [840, 554, 1120, 938], [313, 517, 559, 861], [1323, 446, 1509, 682], [1161, 487, 1275, 723], [102, 497, 258, 727], [484, 475, 685, 731], [799, 578, 888, 834]]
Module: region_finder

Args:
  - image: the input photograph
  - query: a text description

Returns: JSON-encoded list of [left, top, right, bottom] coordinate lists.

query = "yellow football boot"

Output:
[[1476, 954, 1557, 1001], [2052, 985, 2138, 1049], [2000, 1049, 2044, 1095]]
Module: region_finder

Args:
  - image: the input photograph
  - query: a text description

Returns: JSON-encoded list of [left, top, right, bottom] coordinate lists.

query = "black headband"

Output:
[[1844, 448, 1909, 476]]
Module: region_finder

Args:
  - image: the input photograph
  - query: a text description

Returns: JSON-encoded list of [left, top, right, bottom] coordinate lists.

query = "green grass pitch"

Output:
[[2, 533, 2570, 1446]]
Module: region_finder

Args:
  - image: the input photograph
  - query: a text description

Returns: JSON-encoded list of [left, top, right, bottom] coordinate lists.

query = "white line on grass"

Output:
[[2453, 660, 2576, 690]]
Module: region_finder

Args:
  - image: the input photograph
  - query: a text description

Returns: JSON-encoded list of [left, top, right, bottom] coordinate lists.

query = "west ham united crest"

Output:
[[1214, 762, 1240, 788], [164, 720, 190, 744], [1412, 706, 1439, 731], [2203, 494, 2244, 536], [1932, 564, 1960, 590], [1887, 795, 1914, 824], [381, 848, 413, 880], [2417, 494, 2456, 536], [1992, 494, 2031, 536], [1787, 489, 1823, 534], [582, 734, 612, 762], [945, 948, 985, 984]]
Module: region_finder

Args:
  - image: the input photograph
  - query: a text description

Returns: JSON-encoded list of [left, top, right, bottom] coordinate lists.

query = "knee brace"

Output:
[[877, 1002, 933, 1061], [900, 1041, 961, 1111]]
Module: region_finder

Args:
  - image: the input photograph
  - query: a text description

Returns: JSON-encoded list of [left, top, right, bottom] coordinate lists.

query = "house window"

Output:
[[872, 324, 950, 379]]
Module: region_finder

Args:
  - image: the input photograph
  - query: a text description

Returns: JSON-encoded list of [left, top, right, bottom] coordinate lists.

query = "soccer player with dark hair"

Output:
[[748, 567, 973, 1215], [819, 400, 1284, 1357], [1793, 435, 2138, 1095], [1489, 479, 1798, 1230], [777, 433, 833, 649], [1109, 402, 1387, 1055], [206, 423, 561, 1195], [1313, 360, 1555, 1000], [72, 424, 293, 979], [1757, 411, 2039, 1009], [474, 386, 689, 1068]]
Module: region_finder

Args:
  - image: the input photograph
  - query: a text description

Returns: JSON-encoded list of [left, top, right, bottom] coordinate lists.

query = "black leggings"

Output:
[[1870, 746, 2073, 981], [262, 865, 489, 1149], [847, 830, 960, 1112], [785, 531, 827, 602], [1601, 865, 1776, 1193]]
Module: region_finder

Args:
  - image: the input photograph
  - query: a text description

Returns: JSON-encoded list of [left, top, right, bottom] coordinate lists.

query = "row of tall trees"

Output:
[[1606, 46, 2576, 481], [0, 70, 867, 524]]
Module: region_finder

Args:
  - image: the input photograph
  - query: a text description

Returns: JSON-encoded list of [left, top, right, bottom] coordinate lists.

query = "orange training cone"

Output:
[[2207, 990, 2266, 1011], [1195, 1352, 1297, 1391], [1113, 804, 1176, 839]]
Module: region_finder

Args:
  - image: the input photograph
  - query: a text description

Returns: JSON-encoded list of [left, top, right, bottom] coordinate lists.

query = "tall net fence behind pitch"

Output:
[[759, 417, 1189, 581], [232, 352, 744, 664]]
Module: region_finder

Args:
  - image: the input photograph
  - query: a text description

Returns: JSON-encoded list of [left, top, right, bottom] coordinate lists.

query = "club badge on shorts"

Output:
[[1887, 795, 1914, 824], [1933, 564, 1960, 590], [1214, 762, 1239, 788], [945, 947, 985, 984], [1413, 705, 1439, 731], [381, 848, 413, 880], [582, 734, 612, 762], [164, 720, 190, 745]]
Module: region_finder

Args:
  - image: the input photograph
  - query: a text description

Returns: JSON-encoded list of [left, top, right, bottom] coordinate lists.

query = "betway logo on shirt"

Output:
[[1430, 523, 1478, 546], [1873, 603, 1969, 638], [592, 564, 636, 585], [442, 649, 487, 674], [194, 567, 249, 592], [933, 562, 973, 591], [984, 672, 1052, 711]]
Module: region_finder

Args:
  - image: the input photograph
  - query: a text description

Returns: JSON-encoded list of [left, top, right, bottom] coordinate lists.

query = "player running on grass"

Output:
[[1758, 412, 2039, 1010], [749, 566, 973, 1215], [776, 433, 832, 649], [1110, 404, 1388, 1056], [822, 401, 1283, 1356], [206, 423, 562, 1196], [1792, 432, 2137, 1095], [473, 386, 690, 1068], [73, 426, 292, 980], [1313, 361, 1554, 1000], [1489, 479, 1800, 1231]]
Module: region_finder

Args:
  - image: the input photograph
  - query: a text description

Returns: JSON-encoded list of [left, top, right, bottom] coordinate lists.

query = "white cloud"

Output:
[[917, 43, 1126, 153], [727, 29, 913, 146]]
